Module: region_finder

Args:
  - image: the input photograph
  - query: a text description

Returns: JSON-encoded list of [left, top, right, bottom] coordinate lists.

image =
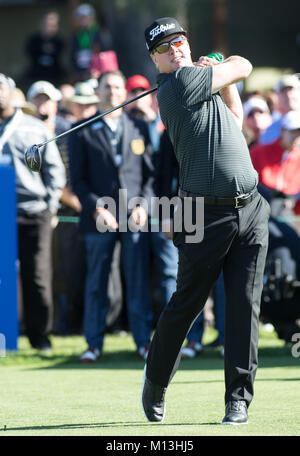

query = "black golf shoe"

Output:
[[222, 400, 248, 425], [141, 372, 166, 422]]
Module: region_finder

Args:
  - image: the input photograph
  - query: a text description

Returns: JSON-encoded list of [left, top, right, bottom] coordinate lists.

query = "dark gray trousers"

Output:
[[18, 209, 53, 348], [146, 193, 270, 407]]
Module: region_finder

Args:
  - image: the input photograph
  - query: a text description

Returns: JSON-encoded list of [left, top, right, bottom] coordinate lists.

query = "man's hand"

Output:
[[195, 54, 247, 129], [60, 187, 82, 212], [94, 207, 119, 231], [161, 218, 173, 240], [194, 55, 222, 67], [130, 206, 148, 227]]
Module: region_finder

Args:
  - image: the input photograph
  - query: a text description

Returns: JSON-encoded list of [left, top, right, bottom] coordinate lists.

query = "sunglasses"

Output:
[[151, 36, 187, 55]]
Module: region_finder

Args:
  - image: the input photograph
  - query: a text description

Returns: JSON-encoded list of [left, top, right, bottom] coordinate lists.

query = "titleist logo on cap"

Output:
[[149, 23, 176, 41], [145, 17, 186, 52]]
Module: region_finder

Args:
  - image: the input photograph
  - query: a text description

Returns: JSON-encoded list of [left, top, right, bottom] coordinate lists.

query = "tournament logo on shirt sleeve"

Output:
[[130, 139, 145, 155]]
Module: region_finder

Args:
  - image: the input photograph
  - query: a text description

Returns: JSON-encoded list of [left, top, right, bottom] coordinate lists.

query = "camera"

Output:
[[262, 258, 300, 302]]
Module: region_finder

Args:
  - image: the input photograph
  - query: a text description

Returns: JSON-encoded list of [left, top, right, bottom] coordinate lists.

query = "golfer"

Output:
[[141, 17, 270, 425]]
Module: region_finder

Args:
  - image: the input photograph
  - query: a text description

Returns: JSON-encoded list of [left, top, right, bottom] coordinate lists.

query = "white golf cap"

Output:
[[243, 97, 270, 118], [0, 73, 16, 89], [274, 75, 300, 93], [27, 80, 62, 102], [281, 110, 300, 130]]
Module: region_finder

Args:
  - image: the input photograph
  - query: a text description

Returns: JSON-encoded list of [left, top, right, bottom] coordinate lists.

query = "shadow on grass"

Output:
[[24, 344, 298, 372], [0, 420, 221, 433], [26, 348, 224, 371]]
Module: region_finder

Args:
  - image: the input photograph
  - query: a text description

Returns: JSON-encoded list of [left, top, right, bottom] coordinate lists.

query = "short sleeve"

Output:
[[173, 66, 212, 108]]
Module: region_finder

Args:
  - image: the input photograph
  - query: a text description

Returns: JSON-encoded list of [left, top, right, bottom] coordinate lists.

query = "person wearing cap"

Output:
[[125, 75, 155, 121], [260, 75, 300, 144], [250, 110, 300, 218], [141, 17, 270, 425], [243, 95, 272, 147], [0, 73, 66, 351], [27, 80, 79, 213], [27, 80, 86, 334], [125, 74, 164, 163], [68, 81, 99, 121], [27, 80, 68, 134]]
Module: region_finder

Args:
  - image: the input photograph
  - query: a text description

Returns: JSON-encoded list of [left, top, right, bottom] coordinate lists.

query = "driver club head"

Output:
[[24, 144, 42, 172]]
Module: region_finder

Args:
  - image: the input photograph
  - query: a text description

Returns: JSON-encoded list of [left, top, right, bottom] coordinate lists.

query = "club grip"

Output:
[[206, 52, 224, 62]]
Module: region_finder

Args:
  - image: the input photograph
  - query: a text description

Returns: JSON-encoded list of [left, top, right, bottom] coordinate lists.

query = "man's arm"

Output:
[[219, 84, 244, 129], [195, 55, 251, 129], [211, 55, 253, 93], [212, 56, 252, 129]]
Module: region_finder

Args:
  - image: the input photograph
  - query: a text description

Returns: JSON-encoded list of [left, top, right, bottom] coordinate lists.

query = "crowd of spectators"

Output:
[[1, 4, 300, 358]]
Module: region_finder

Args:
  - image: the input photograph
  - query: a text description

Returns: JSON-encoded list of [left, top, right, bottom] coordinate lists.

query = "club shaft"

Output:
[[37, 87, 158, 148]]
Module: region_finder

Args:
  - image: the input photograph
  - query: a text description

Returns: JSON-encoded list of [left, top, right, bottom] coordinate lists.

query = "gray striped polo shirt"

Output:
[[157, 66, 258, 197]]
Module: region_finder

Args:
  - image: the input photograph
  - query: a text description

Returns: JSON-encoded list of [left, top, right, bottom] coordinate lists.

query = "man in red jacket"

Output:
[[250, 110, 300, 217]]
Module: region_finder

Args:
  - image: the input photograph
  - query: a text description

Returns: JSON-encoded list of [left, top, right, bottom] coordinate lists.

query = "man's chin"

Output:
[[172, 59, 189, 69]]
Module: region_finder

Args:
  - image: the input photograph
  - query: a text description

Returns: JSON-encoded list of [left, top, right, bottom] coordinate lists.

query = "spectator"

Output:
[[27, 79, 85, 335], [27, 80, 69, 135], [27, 81, 78, 215], [70, 4, 105, 82], [250, 110, 300, 218], [0, 73, 66, 351], [261, 217, 300, 343], [125, 75, 178, 321], [58, 83, 76, 122], [68, 81, 125, 334], [125, 75, 164, 157], [11, 87, 36, 116], [67, 81, 99, 121], [260, 75, 300, 144], [24, 11, 66, 87], [69, 70, 155, 362], [242, 96, 272, 148], [125, 75, 156, 117], [264, 90, 281, 122]]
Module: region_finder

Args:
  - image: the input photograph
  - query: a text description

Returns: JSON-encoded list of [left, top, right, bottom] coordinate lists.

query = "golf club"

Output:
[[24, 86, 158, 172]]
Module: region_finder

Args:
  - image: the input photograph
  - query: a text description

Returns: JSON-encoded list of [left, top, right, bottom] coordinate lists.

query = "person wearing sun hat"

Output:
[[68, 81, 100, 121], [69, 81, 100, 104]]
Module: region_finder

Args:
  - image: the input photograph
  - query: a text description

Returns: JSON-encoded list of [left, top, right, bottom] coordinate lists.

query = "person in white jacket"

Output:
[[0, 73, 66, 352]]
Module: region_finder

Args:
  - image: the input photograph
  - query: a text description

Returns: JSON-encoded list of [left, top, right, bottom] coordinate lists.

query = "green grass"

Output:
[[0, 328, 299, 437]]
